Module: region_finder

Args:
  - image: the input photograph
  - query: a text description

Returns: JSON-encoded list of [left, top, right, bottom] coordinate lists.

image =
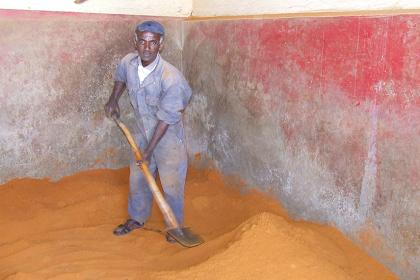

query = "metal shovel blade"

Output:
[[167, 227, 204, 248]]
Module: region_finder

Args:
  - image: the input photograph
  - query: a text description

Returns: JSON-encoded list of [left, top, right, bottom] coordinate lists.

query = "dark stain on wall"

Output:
[[183, 16, 419, 280], [0, 10, 183, 182]]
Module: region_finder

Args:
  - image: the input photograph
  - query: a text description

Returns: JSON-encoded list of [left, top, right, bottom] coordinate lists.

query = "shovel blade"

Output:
[[167, 227, 204, 248]]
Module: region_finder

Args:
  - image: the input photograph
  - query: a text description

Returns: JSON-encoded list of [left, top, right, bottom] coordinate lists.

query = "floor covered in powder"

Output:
[[0, 167, 397, 280]]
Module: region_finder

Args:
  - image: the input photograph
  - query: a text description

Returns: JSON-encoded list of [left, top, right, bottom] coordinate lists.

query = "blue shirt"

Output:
[[114, 53, 192, 141]]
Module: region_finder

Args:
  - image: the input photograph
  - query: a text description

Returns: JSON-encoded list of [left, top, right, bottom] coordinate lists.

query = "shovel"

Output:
[[112, 116, 203, 248]]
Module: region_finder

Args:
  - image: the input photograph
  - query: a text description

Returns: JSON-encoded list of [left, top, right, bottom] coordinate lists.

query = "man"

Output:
[[104, 20, 192, 242]]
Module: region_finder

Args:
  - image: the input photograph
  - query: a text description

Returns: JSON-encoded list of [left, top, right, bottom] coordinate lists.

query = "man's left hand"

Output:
[[136, 150, 152, 168]]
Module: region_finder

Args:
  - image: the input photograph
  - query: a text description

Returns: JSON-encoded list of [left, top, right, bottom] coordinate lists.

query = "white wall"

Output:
[[0, 0, 192, 17], [192, 0, 420, 16], [2, 0, 419, 17]]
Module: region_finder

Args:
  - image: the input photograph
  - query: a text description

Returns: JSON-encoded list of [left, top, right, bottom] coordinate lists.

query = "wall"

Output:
[[193, 0, 420, 16], [1, 6, 418, 280], [3, 0, 420, 18], [0, 10, 183, 182], [0, 0, 192, 17], [183, 15, 419, 279]]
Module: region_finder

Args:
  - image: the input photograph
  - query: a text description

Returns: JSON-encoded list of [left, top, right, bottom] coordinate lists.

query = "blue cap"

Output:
[[136, 20, 165, 37]]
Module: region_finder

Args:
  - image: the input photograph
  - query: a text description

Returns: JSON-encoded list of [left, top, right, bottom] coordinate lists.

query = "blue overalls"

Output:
[[114, 53, 192, 226]]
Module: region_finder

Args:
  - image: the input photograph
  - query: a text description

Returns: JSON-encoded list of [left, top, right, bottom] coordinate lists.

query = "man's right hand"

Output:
[[104, 99, 120, 119], [104, 81, 126, 119]]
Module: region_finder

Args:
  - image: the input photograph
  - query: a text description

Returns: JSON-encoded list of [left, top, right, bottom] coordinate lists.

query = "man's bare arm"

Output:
[[141, 120, 169, 163], [104, 81, 126, 118]]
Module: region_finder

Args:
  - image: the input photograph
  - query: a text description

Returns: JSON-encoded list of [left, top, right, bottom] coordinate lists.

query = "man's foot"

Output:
[[113, 219, 144, 236], [166, 233, 177, 244]]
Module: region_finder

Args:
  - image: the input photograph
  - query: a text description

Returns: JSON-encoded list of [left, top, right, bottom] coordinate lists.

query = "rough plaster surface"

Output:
[[1, 8, 419, 280], [0, 0, 192, 17], [192, 0, 420, 16], [0, 10, 183, 183], [183, 16, 419, 279]]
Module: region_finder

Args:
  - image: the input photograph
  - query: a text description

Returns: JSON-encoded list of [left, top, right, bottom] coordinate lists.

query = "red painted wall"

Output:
[[183, 15, 419, 279]]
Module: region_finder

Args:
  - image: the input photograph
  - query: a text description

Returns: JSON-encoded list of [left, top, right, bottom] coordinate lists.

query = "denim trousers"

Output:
[[128, 131, 187, 227]]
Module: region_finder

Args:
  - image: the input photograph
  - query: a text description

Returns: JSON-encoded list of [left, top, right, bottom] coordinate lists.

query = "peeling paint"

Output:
[[183, 15, 419, 279], [1, 10, 418, 280]]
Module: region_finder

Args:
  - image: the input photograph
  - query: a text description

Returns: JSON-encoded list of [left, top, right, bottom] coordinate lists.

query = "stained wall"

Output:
[[183, 15, 420, 279], [1, 7, 419, 280], [0, 10, 183, 182]]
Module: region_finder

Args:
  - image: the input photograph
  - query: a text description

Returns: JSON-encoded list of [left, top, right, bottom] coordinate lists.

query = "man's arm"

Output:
[[141, 120, 169, 163], [104, 81, 126, 118]]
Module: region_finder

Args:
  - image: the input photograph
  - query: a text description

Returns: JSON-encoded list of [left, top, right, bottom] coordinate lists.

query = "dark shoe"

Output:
[[113, 219, 144, 236], [166, 232, 177, 244]]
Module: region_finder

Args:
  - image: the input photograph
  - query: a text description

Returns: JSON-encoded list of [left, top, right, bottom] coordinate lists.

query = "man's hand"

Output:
[[135, 121, 169, 168], [104, 81, 126, 119], [136, 150, 151, 168], [104, 99, 120, 118]]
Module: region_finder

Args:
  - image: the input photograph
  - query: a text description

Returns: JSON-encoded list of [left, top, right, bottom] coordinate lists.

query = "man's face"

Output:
[[135, 31, 162, 67]]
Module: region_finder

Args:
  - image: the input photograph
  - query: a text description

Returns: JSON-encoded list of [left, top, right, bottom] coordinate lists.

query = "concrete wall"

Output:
[[183, 15, 419, 279], [0, 10, 183, 182], [0, 0, 192, 17], [1, 7, 419, 280], [3, 0, 420, 18], [192, 0, 420, 16]]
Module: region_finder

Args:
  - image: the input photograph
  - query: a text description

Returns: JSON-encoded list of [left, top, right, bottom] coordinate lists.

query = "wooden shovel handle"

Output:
[[112, 116, 179, 229]]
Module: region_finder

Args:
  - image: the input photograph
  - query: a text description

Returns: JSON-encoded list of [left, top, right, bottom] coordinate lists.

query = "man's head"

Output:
[[134, 21, 165, 67]]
